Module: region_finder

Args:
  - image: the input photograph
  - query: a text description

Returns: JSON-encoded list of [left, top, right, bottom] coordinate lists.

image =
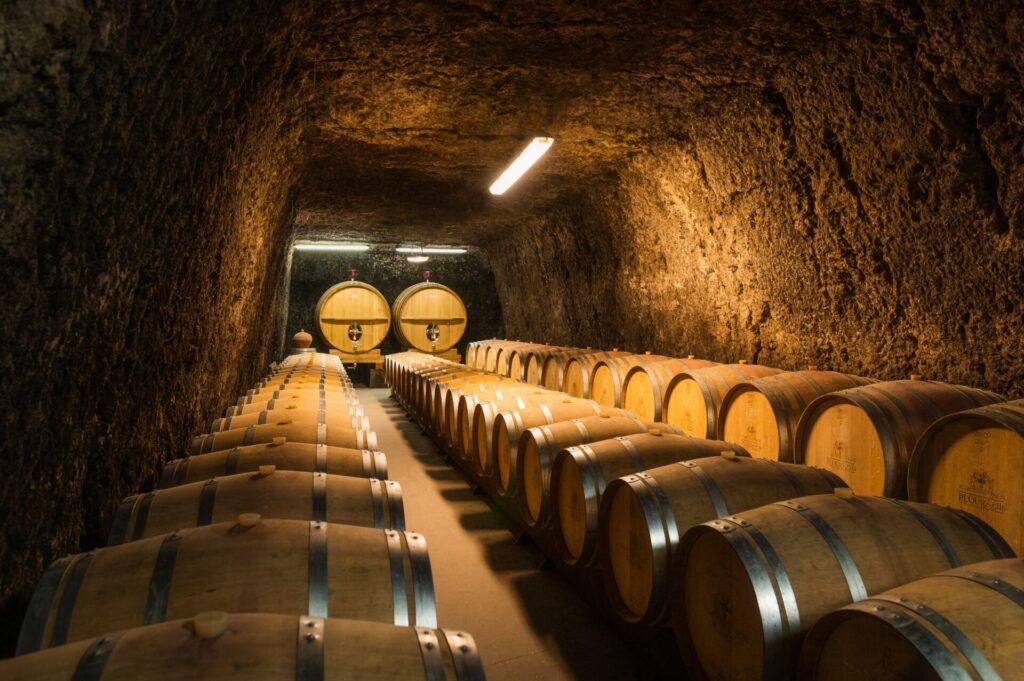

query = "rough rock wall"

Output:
[[0, 2, 306, 651], [284, 248, 503, 362], [488, 3, 1024, 397]]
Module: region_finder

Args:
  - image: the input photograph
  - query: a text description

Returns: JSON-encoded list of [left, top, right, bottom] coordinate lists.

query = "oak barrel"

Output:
[[316, 281, 391, 354], [589, 353, 672, 407], [9, 613, 483, 680], [190, 421, 378, 454], [210, 407, 369, 433], [109, 471, 405, 544], [471, 394, 586, 476], [798, 558, 1024, 681], [796, 379, 1005, 497], [621, 357, 719, 421], [550, 433, 749, 566], [222, 393, 364, 418], [908, 398, 1024, 555], [561, 350, 633, 398], [17, 518, 436, 652], [672, 492, 1014, 681], [524, 347, 583, 386], [717, 369, 875, 462], [159, 441, 388, 487], [392, 282, 467, 353], [516, 416, 683, 527], [663, 363, 784, 437], [236, 386, 357, 406], [455, 387, 557, 459], [540, 348, 594, 390], [598, 455, 842, 625]]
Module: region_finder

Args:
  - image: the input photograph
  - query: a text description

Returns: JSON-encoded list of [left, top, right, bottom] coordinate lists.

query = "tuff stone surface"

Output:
[[1, 0, 1022, 656]]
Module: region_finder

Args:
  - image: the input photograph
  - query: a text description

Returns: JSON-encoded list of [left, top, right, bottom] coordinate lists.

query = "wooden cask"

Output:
[[267, 360, 351, 376], [491, 402, 631, 495], [245, 383, 357, 401], [908, 399, 1024, 555], [209, 407, 370, 433], [524, 347, 583, 386], [505, 345, 549, 381], [672, 493, 1014, 681], [16, 518, 437, 652], [470, 394, 587, 477], [190, 421, 378, 454], [437, 378, 519, 441], [254, 374, 353, 390], [8, 613, 483, 681], [455, 386, 556, 459], [159, 442, 388, 487], [621, 357, 720, 421], [482, 339, 523, 372], [109, 471, 405, 544], [223, 394, 364, 418], [550, 433, 749, 566], [430, 375, 505, 434], [717, 369, 875, 462], [422, 370, 487, 421], [237, 386, 357, 406], [589, 353, 672, 407], [663, 363, 784, 438], [392, 282, 467, 353], [561, 350, 633, 398], [516, 416, 684, 528], [316, 281, 391, 354], [539, 348, 594, 390], [410, 367, 465, 414], [796, 379, 1005, 497], [277, 351, 344, 371], [599, 455, 842, 625], [798, 558, 1024, 681]]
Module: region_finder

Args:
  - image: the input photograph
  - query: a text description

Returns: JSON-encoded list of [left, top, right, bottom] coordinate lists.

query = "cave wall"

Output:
[[0, 2, 308, 651], [284, 249, 504, 362], [487, 3, 1024, 398]]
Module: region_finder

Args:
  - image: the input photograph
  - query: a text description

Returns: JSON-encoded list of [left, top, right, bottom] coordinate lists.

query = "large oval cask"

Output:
[[16, 518, 436, 651], [599, 456, 842, 625], [908, 399, 1024, 555], [798, 558, 1024, 681], [672, 493, 1014, 681], [663, 363, 784, 437], [392, 282, 467, 353], [515, 416, 684, 528], [561, 350, 633, 398], [621, 357, 719, 421], [718, 370, 875, 462], [550, 433, 749, 566], [190, 421, 377, 454], [9, 613, 483, 680], [796, 379, 1005, 497], [109, 471, 405, 544], [159, 442, 388, 487], [589, 353, 672, 407], [315, 281, 392, 354]]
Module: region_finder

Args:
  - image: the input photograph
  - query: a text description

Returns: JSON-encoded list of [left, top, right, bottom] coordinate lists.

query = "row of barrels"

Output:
[[386, 350, 1023, 681], [4, 352, 486, 681], [467, 339, 1024, 557]]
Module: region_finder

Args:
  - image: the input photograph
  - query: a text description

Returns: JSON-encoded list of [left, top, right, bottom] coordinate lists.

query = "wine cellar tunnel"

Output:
[[2, 2, 1023, 679]]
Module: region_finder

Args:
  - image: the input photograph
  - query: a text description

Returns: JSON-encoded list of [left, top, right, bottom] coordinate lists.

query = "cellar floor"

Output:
[[358, 388, 645, 681]]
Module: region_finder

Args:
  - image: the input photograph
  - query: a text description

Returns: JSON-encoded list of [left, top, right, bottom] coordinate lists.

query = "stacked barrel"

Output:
[[391, 340, 1023, 680], [5, 351, 486, 681]]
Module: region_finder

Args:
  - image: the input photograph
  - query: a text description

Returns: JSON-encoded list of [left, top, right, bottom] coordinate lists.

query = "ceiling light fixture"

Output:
[[294, 243, 370, 251], [488, 137, 554, 195], [395, 247, 467, 254], [406, 255, 430, 264]]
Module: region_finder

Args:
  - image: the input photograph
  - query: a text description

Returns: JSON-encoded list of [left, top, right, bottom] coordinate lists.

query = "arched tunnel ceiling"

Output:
[[290, 1, 833, 244]]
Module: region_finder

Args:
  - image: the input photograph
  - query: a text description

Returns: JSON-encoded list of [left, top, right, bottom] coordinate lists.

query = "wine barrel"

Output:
[[392, 282, 467, 353], [717, 369, 875, 462], [109, 471, 405, 544], [796, 379, 1005, 497], [411, 367, 468, 414], [278, 352, 343, 371], [491, 402, 631, 495], [561, 350, 632, 398], [422, 370, 488, 421], [210, 407, 370, 433], [621, 357, 719, 421], [159, 442, 388, 487], [455, 386, 556, 459], [550, 433, 750, 566], [663, 363, 784, 437], [429, 375, 502, 434], [17, 518, 437, 652], [436, 377, 517, 439], [236, 386, 358, 406], [223, 394, 364, 418], [479, 339, 522, 372], [470, 394, 587, 476], [524, 347, 583, 385], [599, 455, 843, 625], [190, 421, 378, 454], [316, 281, 391, 354], [798, 558, 1024, 681], [505, 345, 547, 382], [516, 416, 684, 528], [540, 348, 595, 390], [8, 613, 483, 681], [589, 353, 672, 407], [908, 398, 1024, 555], [672, 492, 1014, 681]]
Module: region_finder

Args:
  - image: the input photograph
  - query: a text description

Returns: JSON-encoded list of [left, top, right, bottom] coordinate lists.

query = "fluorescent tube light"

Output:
[[294, 243, 370, 251], [407, 255, 430, 264], [488, 137, 554, 195], [395, 247, 467, 254]]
